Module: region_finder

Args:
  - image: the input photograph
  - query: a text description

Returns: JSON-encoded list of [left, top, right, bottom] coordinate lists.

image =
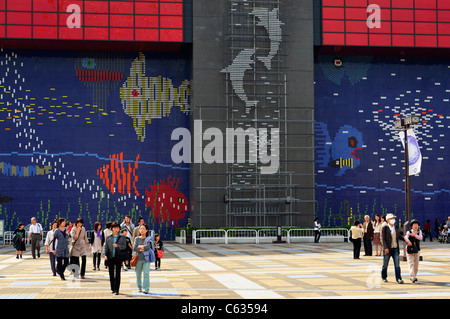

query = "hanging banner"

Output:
[[399, 128, 422, 176]]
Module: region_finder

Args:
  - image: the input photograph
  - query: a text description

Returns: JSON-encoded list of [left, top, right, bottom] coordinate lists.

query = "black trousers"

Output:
[[423, 230, 432, 242], [363, 235, 372, 256], [56, 256, 69, 279], [93, 252, 102, 269], [352, 238, 361, 259], [107, 258, 122, 293], [314, 230, 321, 243], [70, 255, 86, 277]]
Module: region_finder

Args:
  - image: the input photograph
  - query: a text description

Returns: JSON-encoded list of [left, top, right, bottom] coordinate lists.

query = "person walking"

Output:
[[350, 220, 364, 259], [423, 219, 432, 242], [104, 222, 127, 295], [363, 215, 374, 256], [380, 215, 387, 253], [405, 219, 423, 283], [28, 217, 43, 259], [314, 217, 321, 243], [120, 215, 134, 240], [154, 233, 164, 270], [45, 221, 58, 276], [133, 224, 155, 294], [373, 214, 382, 256], [381, 213, 405, 284], [132, 217, 145, 244], [121, 228, 133, 270], [52, 218, 70, 281], [90, 222, 105, 271], [103, 222, 113, 269], [13, 222, 26, 259], [70, 218, 88, 279], [434, 218, 441, 240]]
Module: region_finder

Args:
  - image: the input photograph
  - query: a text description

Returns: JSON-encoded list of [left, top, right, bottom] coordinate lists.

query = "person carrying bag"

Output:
[[405, 219, 423, 283], [133, 224, 155, 294]]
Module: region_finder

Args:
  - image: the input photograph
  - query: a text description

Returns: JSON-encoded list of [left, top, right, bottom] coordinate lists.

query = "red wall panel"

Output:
[[323, 2, 450, 48]]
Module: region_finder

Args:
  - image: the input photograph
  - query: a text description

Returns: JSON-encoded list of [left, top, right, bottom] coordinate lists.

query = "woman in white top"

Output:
[[314, 218, 321, 243], [373, 214, 382, 256], [45, 221, 58, 276], [90, 222, 105, 271]]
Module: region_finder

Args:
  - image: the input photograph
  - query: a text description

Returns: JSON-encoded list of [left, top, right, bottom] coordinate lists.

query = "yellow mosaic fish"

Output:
[[120, 53, 190, 142]]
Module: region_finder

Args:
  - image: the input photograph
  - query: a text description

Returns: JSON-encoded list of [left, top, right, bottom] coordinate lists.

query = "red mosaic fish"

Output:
[[145, 176, 188, 228], [97, 152, 140, 196]]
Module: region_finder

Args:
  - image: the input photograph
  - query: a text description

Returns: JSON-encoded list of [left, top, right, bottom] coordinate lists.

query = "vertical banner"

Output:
[[399, 128, 422, 176]]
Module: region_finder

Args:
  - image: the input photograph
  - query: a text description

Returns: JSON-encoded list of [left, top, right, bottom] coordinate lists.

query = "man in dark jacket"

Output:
[[363, 215, 374, 256], [381, 213, 405, 284], [104, 222, 127, 295]]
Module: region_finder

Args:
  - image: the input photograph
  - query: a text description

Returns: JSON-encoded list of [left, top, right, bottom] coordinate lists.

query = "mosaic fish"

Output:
[[96, 153, 140, 196], [221, 48, 258, 108], [250, 7, 284, 71], [120, 52, 190, 142], [315, 123, 363, 176], [0, 162, 52, 177], [145, 176, 188, 228]]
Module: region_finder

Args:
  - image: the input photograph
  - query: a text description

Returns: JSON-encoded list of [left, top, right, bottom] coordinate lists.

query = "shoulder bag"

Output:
[[130, 252, 139, 267], [406, 231, 420, 254], [69, 228, 82, 257]]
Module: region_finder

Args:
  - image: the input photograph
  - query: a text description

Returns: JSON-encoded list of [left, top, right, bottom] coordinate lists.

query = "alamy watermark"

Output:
[[171, 120, 280, 175]]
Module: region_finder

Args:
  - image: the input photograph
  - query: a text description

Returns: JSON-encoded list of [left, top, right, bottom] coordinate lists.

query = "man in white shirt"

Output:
[[28, 217, 43, 259]]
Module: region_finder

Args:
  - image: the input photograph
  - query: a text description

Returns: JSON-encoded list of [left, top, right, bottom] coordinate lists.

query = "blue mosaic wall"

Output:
[[315, 55, 450, 228], [0, 49, 191, 240]]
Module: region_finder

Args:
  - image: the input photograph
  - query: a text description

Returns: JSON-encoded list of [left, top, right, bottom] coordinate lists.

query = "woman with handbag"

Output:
[[405, 219, 423, 283], [13, 222, 26, 259], [133, 224, 155, 294], [70, 218, 89, 279], [154, 233, 164, 270]]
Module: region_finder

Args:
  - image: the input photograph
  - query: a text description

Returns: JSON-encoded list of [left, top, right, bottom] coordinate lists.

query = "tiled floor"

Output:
[[0, 241, 449, 299]]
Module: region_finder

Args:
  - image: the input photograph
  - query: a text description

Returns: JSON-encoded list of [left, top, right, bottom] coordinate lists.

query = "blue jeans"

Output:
[[135, 259, 150, 292], [381, 247, 402, 281]]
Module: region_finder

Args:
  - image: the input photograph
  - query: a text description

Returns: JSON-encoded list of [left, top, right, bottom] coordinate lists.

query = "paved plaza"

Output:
[[0, 241, 449, 300]]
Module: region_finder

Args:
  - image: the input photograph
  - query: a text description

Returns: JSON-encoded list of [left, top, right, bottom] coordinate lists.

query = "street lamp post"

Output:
[[394, 115, 421, 261]]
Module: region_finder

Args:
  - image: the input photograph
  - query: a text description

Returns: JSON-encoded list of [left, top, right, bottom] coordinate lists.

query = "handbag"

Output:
[[406, 243, 419, 254], [156, 248, 163, 258], [69, 228, 81, 257], [130, 252, 139, 267]]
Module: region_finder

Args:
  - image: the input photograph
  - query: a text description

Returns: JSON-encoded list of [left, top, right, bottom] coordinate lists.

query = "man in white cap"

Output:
[[381, 213, 405, 284]]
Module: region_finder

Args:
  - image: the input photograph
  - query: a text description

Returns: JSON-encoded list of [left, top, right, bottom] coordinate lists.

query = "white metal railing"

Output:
[[287, 228, 349, 243], [193, 229, 227, 244], [227, 229, 258, 244], [179, 229, 186, 244], [191, 228, 350, 245], [257, 228, 288, 244]]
